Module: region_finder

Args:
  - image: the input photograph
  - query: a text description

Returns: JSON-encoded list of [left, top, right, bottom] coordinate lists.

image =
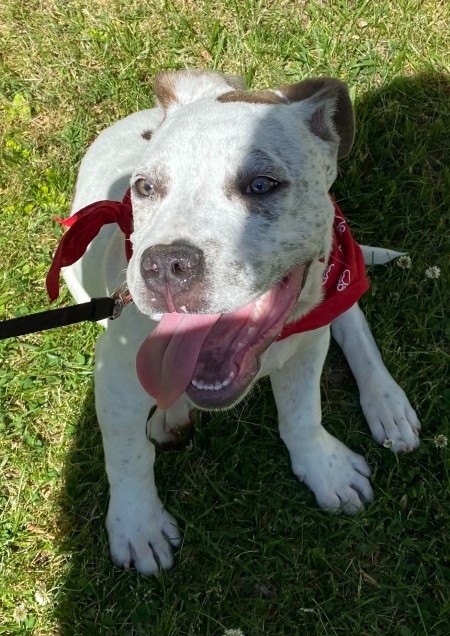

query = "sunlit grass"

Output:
[[0, 1, 449, 634]]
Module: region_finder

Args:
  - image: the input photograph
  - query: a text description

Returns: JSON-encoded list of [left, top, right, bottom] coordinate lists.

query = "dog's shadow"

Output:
[[53, 73, 450, 634]]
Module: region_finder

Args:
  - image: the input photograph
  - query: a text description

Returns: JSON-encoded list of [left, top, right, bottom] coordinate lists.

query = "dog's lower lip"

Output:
[[188, 383, 246, 409]]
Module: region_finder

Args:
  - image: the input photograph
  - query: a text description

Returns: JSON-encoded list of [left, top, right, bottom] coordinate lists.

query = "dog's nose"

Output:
[[140, 240, 204, 296]]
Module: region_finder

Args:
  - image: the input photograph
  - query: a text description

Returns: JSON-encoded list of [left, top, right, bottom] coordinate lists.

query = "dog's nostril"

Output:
[[172, 262, 185, 275], [171, 254, 201, 275]]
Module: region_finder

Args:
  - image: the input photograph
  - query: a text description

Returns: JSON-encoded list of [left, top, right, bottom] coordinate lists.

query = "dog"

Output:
[[51, 70, 420, 575]]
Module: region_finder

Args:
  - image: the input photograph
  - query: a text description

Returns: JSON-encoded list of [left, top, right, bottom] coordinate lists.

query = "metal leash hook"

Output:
[[110, 285, 133, 320]]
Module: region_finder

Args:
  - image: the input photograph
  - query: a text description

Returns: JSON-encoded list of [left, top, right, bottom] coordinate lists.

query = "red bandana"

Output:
[[46, 192, 369, 336], [278, 208, 369, 338], [46, 190, 133, 302]]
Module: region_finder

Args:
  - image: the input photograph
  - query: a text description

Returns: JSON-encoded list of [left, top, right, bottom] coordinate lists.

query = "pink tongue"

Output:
[[136, 312, 221, 409]]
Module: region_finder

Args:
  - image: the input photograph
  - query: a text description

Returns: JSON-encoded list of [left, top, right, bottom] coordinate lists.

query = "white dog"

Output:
[[48, 70, 420, 575]]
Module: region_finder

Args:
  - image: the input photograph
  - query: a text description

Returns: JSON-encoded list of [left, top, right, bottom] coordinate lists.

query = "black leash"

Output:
[[0, 287, 132, 340]]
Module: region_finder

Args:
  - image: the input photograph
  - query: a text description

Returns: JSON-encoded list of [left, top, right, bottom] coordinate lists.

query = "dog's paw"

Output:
[[147, 398, 195, 449], [360, 380, 420, 453], [290, 429, 373, 515], [106, 493, 180, 576]]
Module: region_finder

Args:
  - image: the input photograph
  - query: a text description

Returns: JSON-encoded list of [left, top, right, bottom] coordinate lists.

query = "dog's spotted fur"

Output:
[[62, 70, 420, 575]]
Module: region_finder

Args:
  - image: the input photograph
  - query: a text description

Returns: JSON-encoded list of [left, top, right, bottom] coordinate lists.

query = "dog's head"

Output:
[[128, 70, 354, 410]]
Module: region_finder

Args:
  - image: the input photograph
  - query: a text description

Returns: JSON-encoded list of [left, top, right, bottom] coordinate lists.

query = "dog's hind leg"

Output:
[[147, 396, 196, 450], [331, 302, 420, 452]]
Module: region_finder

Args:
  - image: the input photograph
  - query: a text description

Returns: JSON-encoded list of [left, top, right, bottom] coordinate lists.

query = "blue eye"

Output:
[[135, 178, 154, 196], [246, 176, 280, 194]]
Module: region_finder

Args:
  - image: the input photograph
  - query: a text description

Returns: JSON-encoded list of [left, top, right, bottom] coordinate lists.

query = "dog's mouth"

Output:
[[136, 265, 307, 410]]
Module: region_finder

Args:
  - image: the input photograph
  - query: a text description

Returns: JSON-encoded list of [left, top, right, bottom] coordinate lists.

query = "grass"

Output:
[[0, 0, 449, 634]]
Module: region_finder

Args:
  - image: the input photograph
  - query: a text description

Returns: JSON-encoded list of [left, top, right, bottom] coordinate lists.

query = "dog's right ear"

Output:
[[280, 78, 355, 158], [155, 69, 245, 111]]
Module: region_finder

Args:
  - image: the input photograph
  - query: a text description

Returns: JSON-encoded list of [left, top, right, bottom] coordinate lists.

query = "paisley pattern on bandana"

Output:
[[277, 206, 369, 339]]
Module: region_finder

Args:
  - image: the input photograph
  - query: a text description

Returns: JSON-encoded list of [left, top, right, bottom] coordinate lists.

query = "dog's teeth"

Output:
[[253, 308, 261, 319], [221, 372, 235, 387], [191, 378, 204, 390], [150, 313, 163, 321], [191, 371, 235, 391], [252, 298, 264, 319]]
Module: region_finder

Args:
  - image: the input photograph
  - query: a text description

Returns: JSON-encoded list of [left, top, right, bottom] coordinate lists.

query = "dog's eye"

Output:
[[135, 178, 154, 197], [246, 176, 280, 195]]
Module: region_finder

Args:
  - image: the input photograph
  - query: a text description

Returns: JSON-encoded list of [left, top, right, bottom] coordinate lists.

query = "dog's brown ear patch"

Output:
[[155, 69, 246, 110], [223, 74, 246, 91], [218, 89, 286, 105], [155, 71, 178, 109], [280, 78, 355, 158]]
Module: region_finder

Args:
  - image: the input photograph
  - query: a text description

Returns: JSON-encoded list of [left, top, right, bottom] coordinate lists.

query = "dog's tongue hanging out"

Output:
[[135, 266, 307, 410], [136, 312, 221, 409]]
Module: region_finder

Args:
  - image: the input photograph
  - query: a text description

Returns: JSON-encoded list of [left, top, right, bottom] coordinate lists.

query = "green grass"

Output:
[[1, 0, 449, 634]]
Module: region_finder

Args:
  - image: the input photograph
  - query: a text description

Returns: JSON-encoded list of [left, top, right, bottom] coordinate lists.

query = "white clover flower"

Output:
[[223, 629, 245, 636], [35, 587, 50, 606], [13, 604, 27, 623], [434, 434, 448, 449], [425, 266, 441, 279], [396, 255, 412, 269]]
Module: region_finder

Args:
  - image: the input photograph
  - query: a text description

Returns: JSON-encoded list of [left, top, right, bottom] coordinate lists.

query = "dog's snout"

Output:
[[140, 240, 204, 297]]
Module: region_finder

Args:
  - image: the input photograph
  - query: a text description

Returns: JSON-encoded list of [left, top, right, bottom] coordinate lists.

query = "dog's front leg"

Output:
[[95, 314, 180, 575], [331, 303, 420, 452], [270, 328, 373, 514]]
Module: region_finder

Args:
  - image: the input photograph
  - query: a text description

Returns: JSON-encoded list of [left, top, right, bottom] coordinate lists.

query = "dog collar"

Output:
[[46, 191, 369, 334]]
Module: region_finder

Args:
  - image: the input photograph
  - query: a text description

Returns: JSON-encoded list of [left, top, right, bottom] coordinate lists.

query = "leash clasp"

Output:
[[110, 285, 133, 320]]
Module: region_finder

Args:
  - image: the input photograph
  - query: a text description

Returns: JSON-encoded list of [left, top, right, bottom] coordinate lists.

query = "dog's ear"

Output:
[[155, 70, 246, 110], [279, 78, 355, 158]]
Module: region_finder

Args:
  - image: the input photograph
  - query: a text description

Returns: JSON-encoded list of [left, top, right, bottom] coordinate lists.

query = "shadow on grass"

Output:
[[53, 73, 450, 635], [53, 384, 113, 633]]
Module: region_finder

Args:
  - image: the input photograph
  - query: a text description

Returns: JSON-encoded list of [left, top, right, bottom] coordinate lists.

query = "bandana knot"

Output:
[[46, 190, 133, 301]]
